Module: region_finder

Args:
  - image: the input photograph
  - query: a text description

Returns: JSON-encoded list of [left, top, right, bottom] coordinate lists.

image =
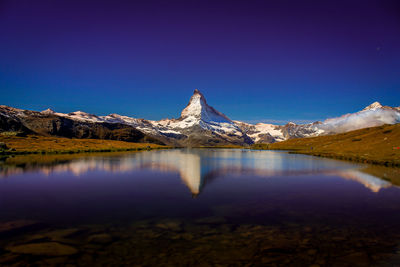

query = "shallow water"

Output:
[[0, 149, 400, 266]]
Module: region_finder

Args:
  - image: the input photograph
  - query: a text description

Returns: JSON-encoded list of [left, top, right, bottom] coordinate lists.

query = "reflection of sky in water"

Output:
[[0, 149, 393, 195]]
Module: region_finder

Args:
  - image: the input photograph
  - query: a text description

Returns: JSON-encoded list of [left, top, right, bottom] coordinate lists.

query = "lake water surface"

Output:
[[1, 149, 400, 266]]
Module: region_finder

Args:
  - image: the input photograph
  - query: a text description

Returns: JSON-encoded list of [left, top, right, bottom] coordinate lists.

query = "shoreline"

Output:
[[273, 149, 400, 167], [251, 123, 400, 167], [0, 135, 171, 156], [0, 146, 170, 156], [1, 123, 399, 168]]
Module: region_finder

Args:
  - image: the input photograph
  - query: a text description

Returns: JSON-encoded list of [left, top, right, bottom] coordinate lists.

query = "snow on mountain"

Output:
[[64, 111, 103, 123], [362, 101, 383, 111], [234, 121, 285, 143], [181, 89, 231, 123], [177, 90, 246, 139]]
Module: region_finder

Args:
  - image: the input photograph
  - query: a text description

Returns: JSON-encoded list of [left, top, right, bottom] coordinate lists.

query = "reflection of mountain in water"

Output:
[[0, 149, 395, 195], [336, 170, 391, 193]]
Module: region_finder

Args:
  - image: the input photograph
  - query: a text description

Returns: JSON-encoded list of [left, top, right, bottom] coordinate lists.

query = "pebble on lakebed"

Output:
[[155, 219, 182, 231]]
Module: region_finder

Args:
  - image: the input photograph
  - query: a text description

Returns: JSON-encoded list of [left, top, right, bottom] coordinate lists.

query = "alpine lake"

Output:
[[1, 149, 400, 266]]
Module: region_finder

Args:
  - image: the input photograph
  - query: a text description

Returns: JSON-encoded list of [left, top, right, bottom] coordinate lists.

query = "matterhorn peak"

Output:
[[362, 101, 383, 111], [190, 89, 207, 104], [180, 89, 231, 123], [180, 89, 208, 118]]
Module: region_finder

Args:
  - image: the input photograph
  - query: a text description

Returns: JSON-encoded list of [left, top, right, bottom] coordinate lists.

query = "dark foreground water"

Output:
[[0, 149, 400, 266]]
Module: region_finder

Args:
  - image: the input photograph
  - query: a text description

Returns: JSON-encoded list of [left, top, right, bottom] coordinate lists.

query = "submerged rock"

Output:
[[88, 233, 113, 244], [155, 220, 182, 232], [7, 242, 78, 256], [46, 228, 82, 238], [26, 228, 82, 243]]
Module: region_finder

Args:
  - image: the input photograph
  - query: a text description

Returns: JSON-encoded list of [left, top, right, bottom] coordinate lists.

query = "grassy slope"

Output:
[[0, 135, 169, 154], [251, 123, 400, 166]]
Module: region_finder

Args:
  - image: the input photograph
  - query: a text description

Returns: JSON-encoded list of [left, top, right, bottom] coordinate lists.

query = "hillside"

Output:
[[251, 123, 400, 166], [0, 134, 168, 155]]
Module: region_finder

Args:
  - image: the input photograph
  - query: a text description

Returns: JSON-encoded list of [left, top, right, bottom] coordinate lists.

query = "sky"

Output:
[[0, 0, 399, 124]]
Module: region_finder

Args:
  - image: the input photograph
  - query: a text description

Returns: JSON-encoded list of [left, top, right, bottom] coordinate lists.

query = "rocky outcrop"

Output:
[[0, 106, 164, 144]]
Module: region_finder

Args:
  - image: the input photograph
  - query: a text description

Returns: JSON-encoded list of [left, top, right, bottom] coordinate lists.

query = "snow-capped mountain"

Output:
[[142, 89, 251, 146], [1, 90, 399, 146], [180, 89, 231, 123]]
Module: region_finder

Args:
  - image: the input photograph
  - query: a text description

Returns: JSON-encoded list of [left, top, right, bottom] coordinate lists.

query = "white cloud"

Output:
[[319, 109, 400, 133]]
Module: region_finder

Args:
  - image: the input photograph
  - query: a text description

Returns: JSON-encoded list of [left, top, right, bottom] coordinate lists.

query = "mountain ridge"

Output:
[[1, 90, 399, 146]]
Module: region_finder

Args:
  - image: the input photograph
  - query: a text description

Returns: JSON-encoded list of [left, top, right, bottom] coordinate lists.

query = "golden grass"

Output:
[[251, 123, 400, 166], [0, 135, 169, 154]]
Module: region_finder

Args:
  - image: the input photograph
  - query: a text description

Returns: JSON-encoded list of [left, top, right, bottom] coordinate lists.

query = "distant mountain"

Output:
[[236, 100, 400, 143], [1, 90, 399, 146], [317, 102, 400, 134]]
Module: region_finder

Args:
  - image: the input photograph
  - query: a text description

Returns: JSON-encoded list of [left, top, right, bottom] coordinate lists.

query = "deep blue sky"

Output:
[[1, 0, 399, 124]]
